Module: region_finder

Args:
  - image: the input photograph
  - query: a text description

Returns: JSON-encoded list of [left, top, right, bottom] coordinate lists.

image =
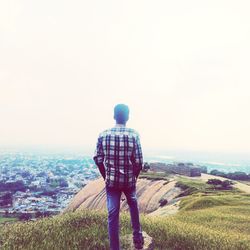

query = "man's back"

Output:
[[93, 104, 144, 250], [94, 124, 143, 189]]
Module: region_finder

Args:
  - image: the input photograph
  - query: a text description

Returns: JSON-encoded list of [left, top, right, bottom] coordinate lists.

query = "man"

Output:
[[93, 104, 144, 250]]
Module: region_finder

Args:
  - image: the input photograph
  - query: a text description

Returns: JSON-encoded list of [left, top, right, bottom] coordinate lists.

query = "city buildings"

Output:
[[0, 152, 99, 219]]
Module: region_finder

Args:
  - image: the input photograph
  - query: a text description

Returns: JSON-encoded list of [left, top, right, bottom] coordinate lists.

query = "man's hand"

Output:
[[135, 166, 141, 179], [97, 163, 106, 180]]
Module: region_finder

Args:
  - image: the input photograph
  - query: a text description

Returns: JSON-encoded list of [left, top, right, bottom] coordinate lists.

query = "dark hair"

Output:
[[114, 104, 129, 124]]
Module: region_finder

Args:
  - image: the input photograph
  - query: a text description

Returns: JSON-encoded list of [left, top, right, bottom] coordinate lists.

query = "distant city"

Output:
[[1, 149, 250, 221], [0, 152, 99, 220]]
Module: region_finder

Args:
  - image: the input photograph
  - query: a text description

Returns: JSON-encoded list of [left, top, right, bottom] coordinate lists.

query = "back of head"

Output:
[[114, 104, 129, 124]]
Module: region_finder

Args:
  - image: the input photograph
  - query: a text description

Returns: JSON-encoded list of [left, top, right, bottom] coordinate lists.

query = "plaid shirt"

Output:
[[93, 124, 143, 189]]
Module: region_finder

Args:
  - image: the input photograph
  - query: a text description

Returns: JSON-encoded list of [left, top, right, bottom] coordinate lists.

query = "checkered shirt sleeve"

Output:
[[131, 134, 143, 173], [93, 136, 104, 165]]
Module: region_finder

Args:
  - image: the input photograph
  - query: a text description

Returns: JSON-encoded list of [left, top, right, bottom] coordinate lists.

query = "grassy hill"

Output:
[[1, 192, 250, 250]]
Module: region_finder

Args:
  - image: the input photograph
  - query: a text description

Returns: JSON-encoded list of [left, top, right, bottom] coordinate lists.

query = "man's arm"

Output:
[[132, 134, 143, 179], [93, 136, 106, 180], [96, 163, 106, 180]]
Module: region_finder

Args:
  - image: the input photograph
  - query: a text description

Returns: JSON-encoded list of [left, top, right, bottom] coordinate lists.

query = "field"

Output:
[[1, 192, 250, 250]]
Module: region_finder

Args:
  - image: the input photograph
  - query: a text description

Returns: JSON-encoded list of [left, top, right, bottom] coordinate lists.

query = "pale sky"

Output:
[[0, 0, 250, 154]]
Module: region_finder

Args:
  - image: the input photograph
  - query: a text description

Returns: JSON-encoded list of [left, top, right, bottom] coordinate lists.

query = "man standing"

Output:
[[93, 104, 144, 250]]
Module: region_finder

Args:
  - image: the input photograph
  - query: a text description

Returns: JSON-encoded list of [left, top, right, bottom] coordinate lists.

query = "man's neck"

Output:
[[115, 123, 126, 127]]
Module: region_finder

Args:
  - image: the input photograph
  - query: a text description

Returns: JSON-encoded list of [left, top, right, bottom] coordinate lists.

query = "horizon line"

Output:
[[0, 144, 250, 156]]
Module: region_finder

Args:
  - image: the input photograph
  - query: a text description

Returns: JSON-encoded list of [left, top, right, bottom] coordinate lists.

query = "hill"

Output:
[[1, 192, 250, 249], [64, 172, 250, 216], [1, 172, 250, 249]]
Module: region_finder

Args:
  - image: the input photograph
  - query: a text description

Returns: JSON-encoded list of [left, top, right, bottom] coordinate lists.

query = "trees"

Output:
[[221, 180, 233, 189], [207, 179, 223, 186], [210, 170, 227, 178], [207, 179, 233, 190], [228, 172, 249, 180], [210, 169, 250, 181]]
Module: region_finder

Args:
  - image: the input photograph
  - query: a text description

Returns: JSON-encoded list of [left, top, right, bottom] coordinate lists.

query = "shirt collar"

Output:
[[115, 123, 126, 128]]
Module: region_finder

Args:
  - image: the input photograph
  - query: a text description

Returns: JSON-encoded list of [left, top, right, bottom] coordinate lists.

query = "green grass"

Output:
[[1, 193, 250, 249], [139, 171, 170, 182], [0, 216, 18, 224], [179, 193, 250, 211]]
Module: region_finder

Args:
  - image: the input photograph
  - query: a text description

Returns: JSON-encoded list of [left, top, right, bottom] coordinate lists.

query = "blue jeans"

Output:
[[106, 186, 142, 250]]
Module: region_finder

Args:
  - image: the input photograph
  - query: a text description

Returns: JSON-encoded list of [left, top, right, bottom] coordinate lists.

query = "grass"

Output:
[[179, 192, 250, 210], [139, 171, 170, 182], [0, 216, 18, 224], [1, 193, 250, 250]]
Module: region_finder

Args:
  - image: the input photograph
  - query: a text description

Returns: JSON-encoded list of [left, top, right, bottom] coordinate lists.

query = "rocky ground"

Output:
[[64, 177, 182, 214]]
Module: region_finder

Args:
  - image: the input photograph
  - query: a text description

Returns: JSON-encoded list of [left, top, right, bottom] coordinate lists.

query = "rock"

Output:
[[121, 231, 154, 250], [64, 177, 182, 214]]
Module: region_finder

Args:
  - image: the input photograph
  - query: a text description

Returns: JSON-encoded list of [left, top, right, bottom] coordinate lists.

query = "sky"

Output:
[[0, 0, 250, 154]]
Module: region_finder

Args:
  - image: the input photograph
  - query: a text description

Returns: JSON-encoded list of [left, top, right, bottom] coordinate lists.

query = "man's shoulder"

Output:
[[126, 127, 140, 137], [98, 128, 111, 138]]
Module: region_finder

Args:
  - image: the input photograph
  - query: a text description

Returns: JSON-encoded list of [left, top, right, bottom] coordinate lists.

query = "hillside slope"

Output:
[[65, 172, 250, 216], [1, 172, 250, 249], [1, 193, 250, 250]]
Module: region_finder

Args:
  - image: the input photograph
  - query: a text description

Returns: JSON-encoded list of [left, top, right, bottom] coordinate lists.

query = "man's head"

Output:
[[114, 104, 129, 125]]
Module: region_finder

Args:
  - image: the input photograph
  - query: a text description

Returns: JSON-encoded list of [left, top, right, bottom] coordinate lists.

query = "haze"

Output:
[[1, 1, 250, 154]]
